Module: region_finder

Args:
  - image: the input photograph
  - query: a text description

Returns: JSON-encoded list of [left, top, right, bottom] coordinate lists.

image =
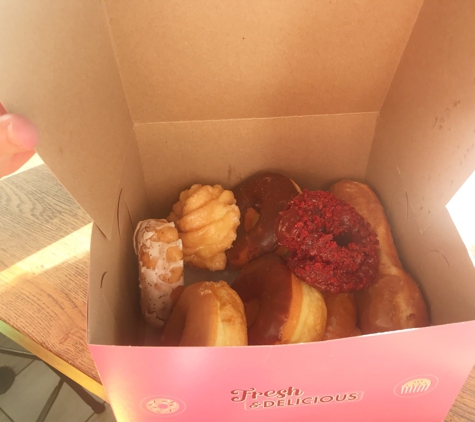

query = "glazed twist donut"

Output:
[[168, 184, 240, 271]]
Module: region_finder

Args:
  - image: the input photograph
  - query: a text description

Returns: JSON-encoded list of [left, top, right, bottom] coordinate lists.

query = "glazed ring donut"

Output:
[[160, 281, 247, 346], [275, 189, 380, 293], [231, 254, 327, 345], [322, 292, 361, 340], [226, 171, 300, 268]]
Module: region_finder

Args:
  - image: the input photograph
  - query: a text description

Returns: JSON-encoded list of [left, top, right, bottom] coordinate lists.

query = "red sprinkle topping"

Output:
[[275, 190, 379, 293]]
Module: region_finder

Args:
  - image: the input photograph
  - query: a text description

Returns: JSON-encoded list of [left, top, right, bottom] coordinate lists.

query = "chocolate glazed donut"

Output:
[[226, 171, 299, 268], [232, 254, 327, 345]]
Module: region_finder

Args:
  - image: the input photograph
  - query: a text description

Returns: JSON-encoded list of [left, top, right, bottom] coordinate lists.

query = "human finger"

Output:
[[0, 149, 36, 178], [0, 113, 38, 155]]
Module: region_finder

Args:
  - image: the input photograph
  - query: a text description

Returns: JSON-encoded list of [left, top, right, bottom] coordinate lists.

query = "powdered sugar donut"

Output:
[[134, 219, 185, 328]]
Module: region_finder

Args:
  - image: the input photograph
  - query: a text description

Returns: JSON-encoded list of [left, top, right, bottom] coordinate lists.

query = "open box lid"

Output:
[[103, 1, 422, 122], [0, 0, 423, 237], [0, 1, 134, 238]]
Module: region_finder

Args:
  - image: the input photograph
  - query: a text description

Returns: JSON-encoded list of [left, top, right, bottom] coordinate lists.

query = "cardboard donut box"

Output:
[[2, 1, 475, 421]]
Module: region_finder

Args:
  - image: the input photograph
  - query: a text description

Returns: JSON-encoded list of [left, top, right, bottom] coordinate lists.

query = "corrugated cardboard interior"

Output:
[[1, 1, 475, 346]]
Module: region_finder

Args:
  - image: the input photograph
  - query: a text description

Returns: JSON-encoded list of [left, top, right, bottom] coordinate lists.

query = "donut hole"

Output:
[[245, 298, 260, 327], [244, 207, 260, 232], [333, 232, 353, 248]]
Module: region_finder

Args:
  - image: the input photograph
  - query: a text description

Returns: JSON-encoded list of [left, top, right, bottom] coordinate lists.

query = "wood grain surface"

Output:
[[0, 158, 106, 401], [0, 157, 473, 420]]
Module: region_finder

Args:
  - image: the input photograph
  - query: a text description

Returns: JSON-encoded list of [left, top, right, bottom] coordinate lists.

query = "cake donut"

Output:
[[161, 281, 247, 346], [168, 184, 240, 271], [226, 171, 300, 268], [275, 189, 380, 293], [328, 180, 429, 334], [231, 254, 327, 345], [134, 219, 185, 328]]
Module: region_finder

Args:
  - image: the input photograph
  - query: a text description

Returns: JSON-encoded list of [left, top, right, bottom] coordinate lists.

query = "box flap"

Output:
[[89, 139, 150, 345], [104, 0, 422, 123], [371, 172, 475, 325], [365, 0, 475, 325], [0, 1, 135, 237], [367, 0, 475, 234]]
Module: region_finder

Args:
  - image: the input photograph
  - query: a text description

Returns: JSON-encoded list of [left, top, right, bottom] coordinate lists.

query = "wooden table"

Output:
[[0, 157, 474, 420], [0, 156, 105, 401]]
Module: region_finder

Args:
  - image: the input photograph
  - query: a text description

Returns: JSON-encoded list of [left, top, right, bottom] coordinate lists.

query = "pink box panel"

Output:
[[90, 321, 475, 422]]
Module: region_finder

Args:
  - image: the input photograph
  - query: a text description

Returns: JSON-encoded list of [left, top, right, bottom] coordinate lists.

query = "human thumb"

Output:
[[0, 104, 38, 178], [0, 112, 39, 155]]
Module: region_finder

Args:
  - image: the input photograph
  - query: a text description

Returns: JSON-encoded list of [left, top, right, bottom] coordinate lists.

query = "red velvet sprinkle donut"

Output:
[[275, 189, 379, 293]]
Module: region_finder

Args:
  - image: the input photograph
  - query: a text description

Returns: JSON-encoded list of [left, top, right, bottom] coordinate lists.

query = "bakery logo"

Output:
[[394, 375, 439, 398], [230, 387, 363, 410], [140, 396, 186, 416]]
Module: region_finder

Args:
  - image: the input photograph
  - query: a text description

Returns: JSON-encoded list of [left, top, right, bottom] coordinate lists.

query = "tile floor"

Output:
[[0, 333, 116, 422]]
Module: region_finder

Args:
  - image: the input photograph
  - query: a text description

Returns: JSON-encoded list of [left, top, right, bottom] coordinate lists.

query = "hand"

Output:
[[0, 102, 38, 178]]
